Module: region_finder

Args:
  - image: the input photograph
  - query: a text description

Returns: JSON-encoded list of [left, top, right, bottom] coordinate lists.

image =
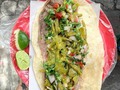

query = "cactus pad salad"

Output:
[[43, 0, 88, 89]]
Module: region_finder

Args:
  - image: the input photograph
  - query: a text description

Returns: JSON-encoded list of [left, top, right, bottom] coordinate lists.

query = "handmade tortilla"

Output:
[[32, 0, 104, 90]]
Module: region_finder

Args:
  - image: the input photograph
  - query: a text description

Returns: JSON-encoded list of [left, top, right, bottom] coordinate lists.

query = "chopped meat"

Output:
[[50, 0, 63, 5], [47, 4, 52, 9], [39, 11, 48, 61]]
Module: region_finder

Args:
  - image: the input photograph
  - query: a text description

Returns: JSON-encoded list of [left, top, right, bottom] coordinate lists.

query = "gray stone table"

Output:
[[0, 0, 120, 90]]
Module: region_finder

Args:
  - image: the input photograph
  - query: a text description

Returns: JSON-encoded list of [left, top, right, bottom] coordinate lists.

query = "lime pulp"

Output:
[[16, 50, 30, 70]]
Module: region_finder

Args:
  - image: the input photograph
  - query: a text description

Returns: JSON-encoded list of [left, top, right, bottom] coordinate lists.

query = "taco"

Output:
[[32, 0, 104, 90]]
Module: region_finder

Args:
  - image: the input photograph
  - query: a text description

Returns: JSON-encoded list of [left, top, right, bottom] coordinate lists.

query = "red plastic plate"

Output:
[[99, 10, 116, 80], [10, 4, 116, 86]]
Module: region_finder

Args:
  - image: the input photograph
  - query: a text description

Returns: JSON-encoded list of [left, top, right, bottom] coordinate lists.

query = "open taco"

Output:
[[32, 0, 104, 90]]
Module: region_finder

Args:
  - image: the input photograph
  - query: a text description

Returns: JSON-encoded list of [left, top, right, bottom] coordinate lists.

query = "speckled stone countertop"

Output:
[[0, 0, 120, 90]]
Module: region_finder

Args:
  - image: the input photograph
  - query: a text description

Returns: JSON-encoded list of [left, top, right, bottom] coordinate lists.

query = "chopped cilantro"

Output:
[[45, 32, 53, 39], [57, 6, 65, 12]]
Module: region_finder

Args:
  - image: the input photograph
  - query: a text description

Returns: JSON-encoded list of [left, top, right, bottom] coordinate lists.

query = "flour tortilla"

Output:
[[32, 0, 104, 90]]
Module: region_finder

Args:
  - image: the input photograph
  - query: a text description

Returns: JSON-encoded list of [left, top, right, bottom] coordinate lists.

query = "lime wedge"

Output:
[[14, 29, 29, 50], [16, 51, 30, 70]]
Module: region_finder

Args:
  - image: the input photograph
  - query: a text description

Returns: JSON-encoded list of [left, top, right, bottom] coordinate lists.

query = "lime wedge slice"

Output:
[[14, 29, 29, 50], [16, 51, 30, 70]]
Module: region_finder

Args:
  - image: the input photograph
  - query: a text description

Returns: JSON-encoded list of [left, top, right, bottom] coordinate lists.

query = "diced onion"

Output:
[[81, 48, 85, 53], [47, 44, 50, 48], [69, 36, 76, 41], [48, 37, 52, 40], [48, 75, 55, 83], [81, 45, 88, 53], [66, 77, 70, 83], [83, 45, 88, 52], [69, 9, 73, 13], [74, 55, 82, 60], [68, 5, 73, 13], [63, 83, 68, 87], [46, 87, 52, 90], [64, 26, 71, 32], [68, 50, 71, 55], [62, 11, 66, 17], [68, 5, 72, 9], [64, 15, 69, 18]]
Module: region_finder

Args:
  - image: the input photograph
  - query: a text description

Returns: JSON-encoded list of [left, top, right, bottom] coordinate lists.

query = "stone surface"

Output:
[[102, 62, 120, 90], [104, 10, 120, 35], [0, 0, 29, 24], [0, 0, 120, 90], [0, 44, 20, 90], [1, 1, 17, 16], [116, 0, 120, 9], [15, 0, 29, 15], [93, 0, 114, 10]]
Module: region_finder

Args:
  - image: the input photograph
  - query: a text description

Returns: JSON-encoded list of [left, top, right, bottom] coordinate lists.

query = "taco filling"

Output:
[[41, 0, 88, 89], [32, 0, 104, 89]]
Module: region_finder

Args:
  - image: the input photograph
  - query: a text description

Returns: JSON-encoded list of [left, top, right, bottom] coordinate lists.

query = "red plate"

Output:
[[99, 10, 116, 80], [10, 3, 116, 86]]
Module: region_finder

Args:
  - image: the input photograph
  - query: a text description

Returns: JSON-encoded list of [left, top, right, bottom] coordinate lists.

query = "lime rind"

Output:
[[18, 31, 29, 50], [16, 51, 30, 70], [14, 29, 21, 50]]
